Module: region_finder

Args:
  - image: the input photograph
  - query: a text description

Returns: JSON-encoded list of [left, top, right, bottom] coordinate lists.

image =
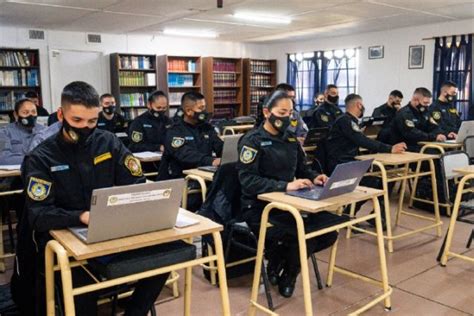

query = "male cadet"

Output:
[[308, 84, 343, 129], [160, 91, 223, 180], [128, 90, 172, 152], [12, 81, 169, 316], [390, 87, 446, 152], [25, 90, 49, 117], [275, 83, 308, 140], [373, 90, 404, 143], [326, 94, 406, 226], [429, 81, 460, 139], [97, 93, 126, 133]]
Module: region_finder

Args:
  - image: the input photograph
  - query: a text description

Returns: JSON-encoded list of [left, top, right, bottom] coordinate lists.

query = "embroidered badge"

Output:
[[171, 137, 185, 148], [321, 114, 329, 122], [239, 146, 258, 164], [27, 177, 52, 201], [131, 131, 143, 143], [124, 155, 143, 177], [405, 120, 415, 128], [432, 111, 441, 120]]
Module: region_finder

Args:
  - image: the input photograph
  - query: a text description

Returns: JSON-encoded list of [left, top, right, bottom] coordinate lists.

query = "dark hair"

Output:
[[100, 93, 114, 102], [275, 83, 295, 92], [326, 84, 338, 91], [61, 81, 100, 108], [25, 91, 38, 99], [263, 90, 291, 110], [181, 91, 205, 108], [414, 87, 432, 98], [148, 90, 167, 103], [441, 81, 457, 89], [344, 93, 362, 106], [389, 90, 403, 99], [14, 98, 35, 113]]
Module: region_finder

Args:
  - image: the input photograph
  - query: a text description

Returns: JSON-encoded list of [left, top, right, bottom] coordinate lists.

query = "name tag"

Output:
[[50, 165, 69, 172], [97, 123, 105, 126], [143, 124, 152, 128], [203, 134, 209, 139], [185, 136, 194, 141], [260, 141, 272, 147], [94, 152, 112, 165]]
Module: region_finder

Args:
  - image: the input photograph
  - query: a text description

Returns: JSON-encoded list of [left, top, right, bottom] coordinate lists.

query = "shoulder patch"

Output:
[[432, 111, 441, 120], [429, 117, 438, 125], [405, 120, 415, 128], [94, 152, 112, 165], [287, 137, 297, 142], [27, 177, 52, 201], [290, 119, 298, 127], [131, 131, 143, 143], [240, 145, 258, 164], [124, 155, 143, 177], [171, 137, 185, 148], [351, 121, 361, 132], [448, 108, 458, 115], [320, 114, 329, 122]]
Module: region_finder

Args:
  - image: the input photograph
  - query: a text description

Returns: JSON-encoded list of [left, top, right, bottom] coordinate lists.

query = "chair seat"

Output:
[[88, 241, 196, 279]]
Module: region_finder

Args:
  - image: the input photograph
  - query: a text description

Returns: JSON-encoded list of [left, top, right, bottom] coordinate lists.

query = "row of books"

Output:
[[214, 90, 238, 104], [250, 90, 270, 103], [0, 91, 25, 110], [119, 93, 150, 107], [122, 108, 148, 121], [120, 56, 153, 70], [213, 106, 235, 119], [213, 73, 238, 87], [168, 74, 194, 87], [250, 75, 273, 87], [0, 69, 39, 87], [169, 92, 185, 106], [119, 72, 156, 86], [168, 59, 197, 72], [0, 51, 36, 67], [213, 61, 237, 72], [250, 60, 273, 73]]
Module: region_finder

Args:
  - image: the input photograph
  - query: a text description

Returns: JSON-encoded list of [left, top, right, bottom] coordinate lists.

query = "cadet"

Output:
[[0, 98, 45, 164], [160, 91, 223, 180], [390, 87, 446, 151], [275, 83, 308, 140], [238, 90, 337, 298], [25, 90, 49, 117], [97, 93, 126, 133], [128, 90, 172, 152], [308, 84, 343, 129], [12, 81, 169, 316], [429, 81, 460, 138], [372, 90, 404, 143]]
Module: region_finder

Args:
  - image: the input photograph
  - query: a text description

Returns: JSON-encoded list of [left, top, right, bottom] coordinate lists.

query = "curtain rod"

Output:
[[286, 46, 362, 55], [422, 33, 473, 40]]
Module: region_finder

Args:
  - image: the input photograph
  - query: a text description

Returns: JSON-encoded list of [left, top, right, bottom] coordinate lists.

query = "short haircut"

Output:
[[181, 91, 205, 109], [100, 93, 114, 102], [61, 81, 100, 108], [314, 92, 324, 99], [326, 84, 338, 91], [389, 90, 403, 99], [148, 90, 167, 103], [263, 90, 292, 110], [275, 83, 295, 92], [414, 87, 432, 98], [441, 81, 457, 90], [25, 91, 38, 99], [14, 98, 34, 113], [344, 93, 362, 106]]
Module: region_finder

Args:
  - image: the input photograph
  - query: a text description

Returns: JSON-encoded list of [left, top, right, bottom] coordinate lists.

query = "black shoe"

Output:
[[366, 211, 387, 231], [278, 270, 298, 298], [267, 259, 284, 286]]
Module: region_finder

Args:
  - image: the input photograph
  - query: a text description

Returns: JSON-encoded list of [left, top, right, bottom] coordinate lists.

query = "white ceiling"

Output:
[[0, 0, 473, 42]]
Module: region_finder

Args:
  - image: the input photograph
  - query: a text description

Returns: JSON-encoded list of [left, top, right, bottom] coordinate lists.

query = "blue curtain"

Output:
[[287, 55, 298, 90], [433, 35, 473, 119], [287, 54, 319, 111]]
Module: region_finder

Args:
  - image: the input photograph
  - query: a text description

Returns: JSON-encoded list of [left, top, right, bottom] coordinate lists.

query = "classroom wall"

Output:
[[266, 19, 474, 114], [0, 26, 269, 112]]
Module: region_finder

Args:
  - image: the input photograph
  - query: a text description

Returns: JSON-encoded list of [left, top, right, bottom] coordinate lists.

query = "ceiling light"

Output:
[[162, 29, 218, 38], [233, 12, 291, 25]]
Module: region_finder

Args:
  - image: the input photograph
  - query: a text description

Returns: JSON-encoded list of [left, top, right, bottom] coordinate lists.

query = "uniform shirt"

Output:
[[28, 121, 62, 153], [237, 125, 318, 222], [309, 101, 343, 129], [326, 113, 392, 174], [372, 103, 397, 128], [389, 104, 443, 151], [162, 118, 223, 179], [97, 112, 126, 134], [128, 111, 172, 152], [22, 128, 145, 248], [0, 122, 45, 165], [429, 99, 461, 134]]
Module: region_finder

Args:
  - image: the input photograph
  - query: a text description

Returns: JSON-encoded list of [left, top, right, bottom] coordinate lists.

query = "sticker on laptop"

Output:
[[329, 178, 357, 190], [107, 188, 172, 206]]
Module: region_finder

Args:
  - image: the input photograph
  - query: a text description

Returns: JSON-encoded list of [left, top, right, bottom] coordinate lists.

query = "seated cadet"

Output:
[[302, 92, 325, 125], [373, 90, 403, 143], [389, 87, 446, 152], [308, 84, 343, 129], [238, 90, 337, 298], [429, 81, 460, 139], [25, 90, 49, 117], [12, 81, 169, 316], [275, 83, 308, 141], [97, 93, 126, 133], [0, 98, 45, 165], [326, 94, 406, 226], [128, 90, 172, 152], [160, 91, 223, 180]]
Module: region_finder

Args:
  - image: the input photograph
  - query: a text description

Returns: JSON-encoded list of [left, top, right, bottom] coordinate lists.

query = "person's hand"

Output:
[[159, 145, 164, 152], [80, 211, 90, 225], [448, 132, 457, 139], [314, 174, 328, 186], [286, 179, 313, 191], [436, 134, 447, 142], [391, 142, 407, 153], [212, 158, 221, 166]]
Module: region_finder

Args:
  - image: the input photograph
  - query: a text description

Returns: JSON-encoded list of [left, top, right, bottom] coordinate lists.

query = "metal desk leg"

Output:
[[374, 161, 394, 253], [429, 159, 442, 237], [213, 231, 231, 315]]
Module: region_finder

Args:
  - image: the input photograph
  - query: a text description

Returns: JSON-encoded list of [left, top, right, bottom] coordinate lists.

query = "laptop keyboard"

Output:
[[76, 228, 88, 239]]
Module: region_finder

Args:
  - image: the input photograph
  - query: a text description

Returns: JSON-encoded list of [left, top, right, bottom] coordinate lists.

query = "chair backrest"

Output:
[[463, 136, 474, 159], [440, 150, 470, 180]]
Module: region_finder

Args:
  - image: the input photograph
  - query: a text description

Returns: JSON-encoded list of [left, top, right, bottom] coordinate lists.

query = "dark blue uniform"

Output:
[[128, 111, 171, 152], [308, 101, 342, 129], [97, 111, 126, 133], [429, 99, 461, 134]]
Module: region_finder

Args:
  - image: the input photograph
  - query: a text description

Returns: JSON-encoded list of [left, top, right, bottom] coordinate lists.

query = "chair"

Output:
[[463, 135, 474, 164]]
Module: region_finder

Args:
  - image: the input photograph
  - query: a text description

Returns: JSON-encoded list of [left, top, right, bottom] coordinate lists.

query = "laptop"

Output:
[[69, 179, 185, 244], [361, 116, 387, 136], [286, 159, 373, 201], [303, 127, 329, 146], [198, 134, 242, 173], [444, 120, 474, 143]]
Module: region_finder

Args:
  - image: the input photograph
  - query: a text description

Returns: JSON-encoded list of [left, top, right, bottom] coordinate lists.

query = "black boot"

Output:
[[266, 258, 285, 286], [278, 265, 299, 298]]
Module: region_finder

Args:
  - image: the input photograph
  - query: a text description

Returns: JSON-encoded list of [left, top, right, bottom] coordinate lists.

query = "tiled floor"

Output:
[[1, 200, 472, 315]]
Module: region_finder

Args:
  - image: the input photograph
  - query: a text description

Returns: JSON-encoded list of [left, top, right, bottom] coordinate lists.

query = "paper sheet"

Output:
[[175, 208, 200, 228]]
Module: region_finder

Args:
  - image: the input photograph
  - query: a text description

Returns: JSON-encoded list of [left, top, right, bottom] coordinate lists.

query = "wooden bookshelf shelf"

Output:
[[243, 58, 277, 116]]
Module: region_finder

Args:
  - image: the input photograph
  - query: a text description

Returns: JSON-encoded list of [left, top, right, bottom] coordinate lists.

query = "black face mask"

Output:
[[150, 109, 166, 119], [359, 105, 365, 118], [103, 106, 116, 115], [62, 118, 95, 145], [417, 105, 427, 112], [19, 115, 37, 128], [269, 113, 291, 134], [193, 110, 209, 124], [327, 95, 339, 105], [446, 93, 457, 103], [315, 100, 323, 106]]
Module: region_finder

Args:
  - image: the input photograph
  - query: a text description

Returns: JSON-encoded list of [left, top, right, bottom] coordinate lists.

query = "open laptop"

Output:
[[360, 116, 387, 137], [69, 179, 185, 244], [444, 120, 474, 143], [303, 127, 329, 147], [286, 159, 373, 201], [198, 134, 242, 173]]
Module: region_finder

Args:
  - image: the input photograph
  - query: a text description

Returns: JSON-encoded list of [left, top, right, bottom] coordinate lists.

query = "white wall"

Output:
[[0, 26, 268, 112], [266, 19, 474, 114]]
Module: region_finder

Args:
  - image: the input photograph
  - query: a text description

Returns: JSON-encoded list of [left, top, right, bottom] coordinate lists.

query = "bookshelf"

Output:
[[243, 59, 277, 116], [157, 55, 202, 117], [110, 53, 158, 122], [0, 48, 42, 115], [202, 57, 243, 119]]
